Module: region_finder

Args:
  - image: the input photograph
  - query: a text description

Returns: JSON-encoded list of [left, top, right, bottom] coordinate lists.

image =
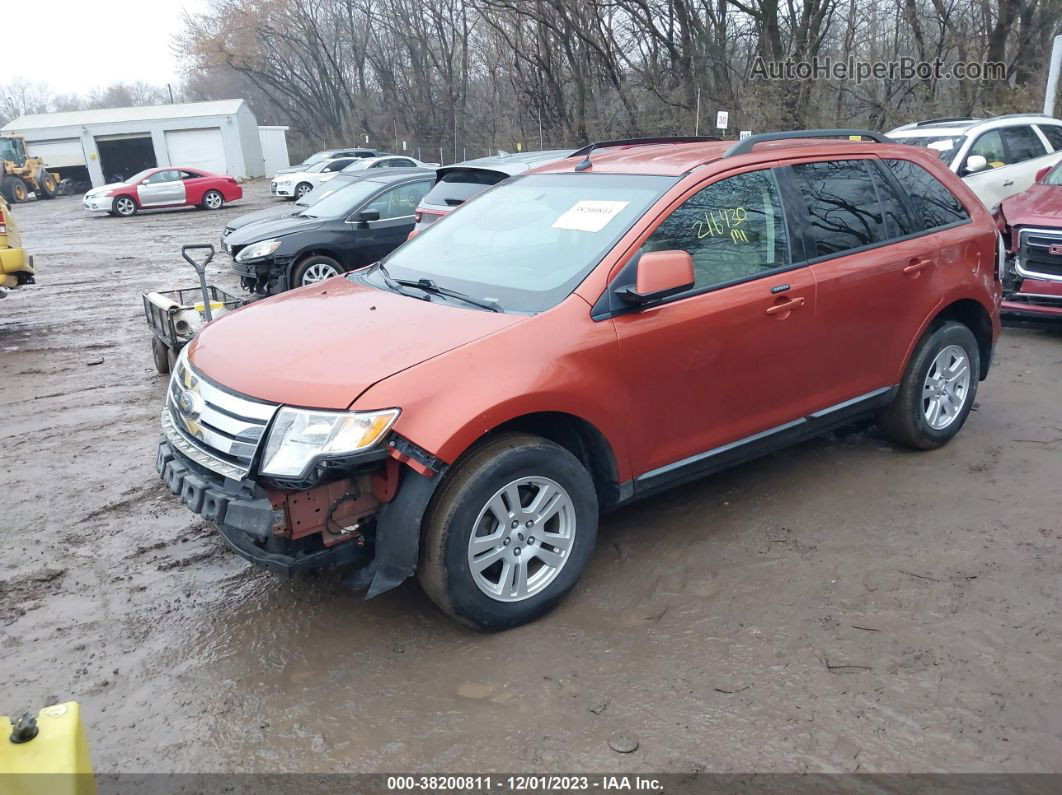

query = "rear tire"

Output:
[[113, 195, 137, 217], [37, 170, 58, 199], [877, 320, 980, 450], [418, 433, 598, 630], [202, 189, 224, 210], [3, 177, 28, 203], [291, 255, 342, 288]]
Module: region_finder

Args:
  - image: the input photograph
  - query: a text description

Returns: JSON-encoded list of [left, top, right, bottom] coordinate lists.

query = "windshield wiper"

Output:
[[395, 277, 501, 312], [371, 262, 432, 301]]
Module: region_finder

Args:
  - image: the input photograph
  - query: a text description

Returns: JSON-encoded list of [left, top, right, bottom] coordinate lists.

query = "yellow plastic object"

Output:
[[0, 702, 95, 795]]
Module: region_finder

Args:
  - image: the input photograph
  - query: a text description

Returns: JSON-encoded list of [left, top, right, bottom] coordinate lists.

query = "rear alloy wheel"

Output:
[[202, 190, 224, 210], [419, 433, 598, 630], [877, 320, 980, 450], [113, 195, 138, 217], [292, 255, 342, 287], [294, 182, 313, 200]]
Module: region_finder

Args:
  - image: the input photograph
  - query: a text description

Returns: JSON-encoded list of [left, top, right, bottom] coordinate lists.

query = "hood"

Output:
[[1001, 183, 1062, 229], [225, 204, 302, 233], [188, 277, 522, 409], [86, 182, 125, 196], [273, 171, 315, 182], [224, 213, 326, 246]]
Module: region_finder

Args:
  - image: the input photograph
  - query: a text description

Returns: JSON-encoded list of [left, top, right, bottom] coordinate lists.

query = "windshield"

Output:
[[297, 180, 345, 206], [125, 169, 156, 184], [342, 160, 374, 172], [1044, 162, 1062, 186], [299, 179, 385, 218], [889, 134, 966, 163], [302, 151, 335, 166], [371, 173, 677, 313]]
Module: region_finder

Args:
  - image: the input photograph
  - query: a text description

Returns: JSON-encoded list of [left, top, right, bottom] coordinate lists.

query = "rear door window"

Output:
[[1001, 126, 1047, 162], [869, 163, 915, 238], [883, 159, 970, 230], [789, 160, 886, 257], [422, 169, 505, 207], [637, 168, 791, 291]]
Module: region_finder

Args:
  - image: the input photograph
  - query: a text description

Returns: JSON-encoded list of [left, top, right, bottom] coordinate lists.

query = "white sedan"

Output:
[[304, 155, 440, 190], [269, 157, 357, 200]]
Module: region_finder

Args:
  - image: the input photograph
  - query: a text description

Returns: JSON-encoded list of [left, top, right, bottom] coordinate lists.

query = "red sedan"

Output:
[[82, 167, 243, 217], [996, 161, 1062, 323]]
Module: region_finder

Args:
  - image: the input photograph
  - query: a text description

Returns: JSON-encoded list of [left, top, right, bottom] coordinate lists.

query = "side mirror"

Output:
[[1035, 165, 1052, 183], [964, 154, 988, 174], [356, 208, 381, 224], [617, 250, 695, 305]]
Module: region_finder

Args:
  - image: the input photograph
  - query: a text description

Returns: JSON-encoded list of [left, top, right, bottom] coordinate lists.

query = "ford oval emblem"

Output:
[[1048, 243, 1062, 257], [175, 388, 202, 420]]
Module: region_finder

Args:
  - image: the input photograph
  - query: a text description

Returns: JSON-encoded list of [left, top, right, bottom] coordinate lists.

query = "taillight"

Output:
[[0, 222, 6, 235], [414, 211, 422, 223]]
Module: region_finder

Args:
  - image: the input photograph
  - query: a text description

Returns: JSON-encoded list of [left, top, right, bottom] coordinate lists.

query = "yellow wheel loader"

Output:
[[0, 134, 58, 203]]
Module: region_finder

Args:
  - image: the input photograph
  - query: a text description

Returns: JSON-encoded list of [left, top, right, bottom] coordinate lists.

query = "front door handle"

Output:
[[765, 296, 805, 316], [1002, 179, 1014, 187], [903, 257, 932, 275]]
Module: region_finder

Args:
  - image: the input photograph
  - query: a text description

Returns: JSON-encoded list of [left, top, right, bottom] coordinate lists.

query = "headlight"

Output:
[[89, 191, 112, 199], [260, 407, 400, 478], [235, 238, 282, 262]]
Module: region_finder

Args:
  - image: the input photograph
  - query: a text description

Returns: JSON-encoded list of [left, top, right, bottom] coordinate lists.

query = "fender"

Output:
[[345, 460, 448, 598]]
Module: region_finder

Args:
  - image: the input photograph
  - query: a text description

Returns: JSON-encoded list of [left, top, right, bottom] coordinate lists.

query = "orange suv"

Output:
[[157, 131, 1002, 629]]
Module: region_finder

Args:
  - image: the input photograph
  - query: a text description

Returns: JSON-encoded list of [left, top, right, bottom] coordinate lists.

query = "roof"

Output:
[[532, 138, 936, 176], [441, 149, 576, 177], [888, 114, 1062, 137], [1, 100, 247, 132]]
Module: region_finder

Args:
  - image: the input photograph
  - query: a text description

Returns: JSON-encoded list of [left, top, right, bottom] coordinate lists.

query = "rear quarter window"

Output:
[[883, 159, 970, 230], [422, 169, 505, 207]]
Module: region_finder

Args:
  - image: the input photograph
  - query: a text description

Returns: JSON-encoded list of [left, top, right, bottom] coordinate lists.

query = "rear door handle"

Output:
[[1002, 180, 1014, 187], [903, 257, 932, 275], [765, 296, 806, 316]]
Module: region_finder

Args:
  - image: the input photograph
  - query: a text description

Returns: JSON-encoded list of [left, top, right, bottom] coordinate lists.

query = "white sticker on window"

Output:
[[552, 200, 630, 232], [927, 139, 954, 152]]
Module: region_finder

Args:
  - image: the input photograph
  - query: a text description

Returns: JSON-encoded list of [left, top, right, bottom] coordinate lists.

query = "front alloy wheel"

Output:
[[419, 433, 598, 630], [113, 196, 137, 216], [467, 476, 576, 602]]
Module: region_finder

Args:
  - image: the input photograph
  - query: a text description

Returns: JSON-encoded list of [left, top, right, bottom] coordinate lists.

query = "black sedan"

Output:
[[220, 173, 366, 251], [226, 170, 433, 294]]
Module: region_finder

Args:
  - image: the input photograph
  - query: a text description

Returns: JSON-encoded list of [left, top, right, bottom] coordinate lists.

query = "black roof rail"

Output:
[[723, 129, 888, 157], [570, 136, 721, 159], [915, 117, 979, 126]]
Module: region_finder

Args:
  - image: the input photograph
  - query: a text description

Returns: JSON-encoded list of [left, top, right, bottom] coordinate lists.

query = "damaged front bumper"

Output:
[[156, 440, 371, 576]]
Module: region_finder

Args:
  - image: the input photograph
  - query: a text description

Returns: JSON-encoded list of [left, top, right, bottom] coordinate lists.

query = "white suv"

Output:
[[887, 114, 1062, 207]]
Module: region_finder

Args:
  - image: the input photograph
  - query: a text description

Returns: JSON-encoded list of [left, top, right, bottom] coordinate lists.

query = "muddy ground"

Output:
[[1, 183, 1060, 774]]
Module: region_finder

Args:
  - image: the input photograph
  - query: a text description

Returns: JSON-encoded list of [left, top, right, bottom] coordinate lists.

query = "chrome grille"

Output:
[[163, 359, 278, 479], [1017, 227, 1062, 281]]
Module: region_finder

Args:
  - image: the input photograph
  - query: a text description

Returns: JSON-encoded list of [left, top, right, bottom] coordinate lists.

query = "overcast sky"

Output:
[[11, 0, 209, 95]]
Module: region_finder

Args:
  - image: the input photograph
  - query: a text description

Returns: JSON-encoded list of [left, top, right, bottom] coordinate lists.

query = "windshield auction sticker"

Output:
[[552, 200, 630, 232]]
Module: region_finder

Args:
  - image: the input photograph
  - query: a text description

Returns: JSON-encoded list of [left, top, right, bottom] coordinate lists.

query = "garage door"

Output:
[[27, 138, 86, 168], [164, 128, 226, 174]]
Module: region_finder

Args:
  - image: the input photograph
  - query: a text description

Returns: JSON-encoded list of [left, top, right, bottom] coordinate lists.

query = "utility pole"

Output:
[[1046, 35, 1062, 116], [393, 120, 399, 153], [694, 87, 701, 136]]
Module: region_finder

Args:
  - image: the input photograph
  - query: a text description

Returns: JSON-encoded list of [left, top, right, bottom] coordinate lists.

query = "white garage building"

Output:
[[1, 100, 274, 187]]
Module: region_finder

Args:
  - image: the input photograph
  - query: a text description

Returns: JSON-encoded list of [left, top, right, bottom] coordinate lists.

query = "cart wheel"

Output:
[[167, 347, 178, 372], [152, 338, 171, 375]]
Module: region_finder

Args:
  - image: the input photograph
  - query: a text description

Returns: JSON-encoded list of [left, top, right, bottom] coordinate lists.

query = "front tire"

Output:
[[202, 189, 224, 210], [37, 170, 58, 199], [877, 320, 980, 450], [291, 255, 342, 288], [418, 433, 598, 630], [294, 182, 313, 200], [113, 195, 138, 217]]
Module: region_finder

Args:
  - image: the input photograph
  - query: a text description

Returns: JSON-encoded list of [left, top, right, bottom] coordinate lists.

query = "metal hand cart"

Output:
[[143, 244, 245, 374]]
